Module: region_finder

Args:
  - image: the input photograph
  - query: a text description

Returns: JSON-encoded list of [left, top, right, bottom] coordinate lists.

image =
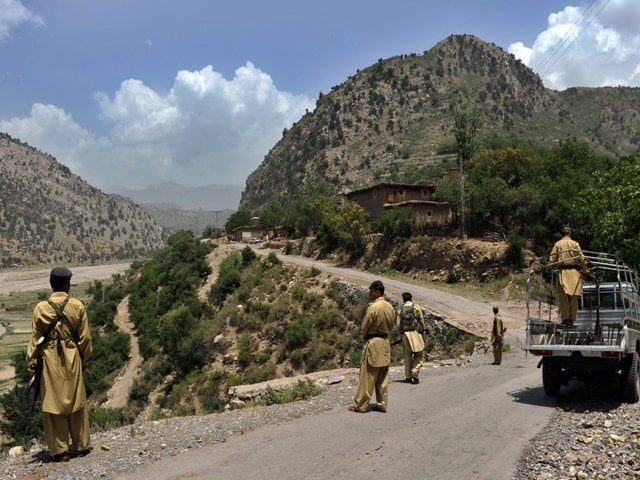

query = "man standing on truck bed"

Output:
[[549, 226, 587, 325]]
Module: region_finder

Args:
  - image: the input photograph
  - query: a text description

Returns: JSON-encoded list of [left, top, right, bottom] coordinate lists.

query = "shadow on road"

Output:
[[508, 385, 557, 407]]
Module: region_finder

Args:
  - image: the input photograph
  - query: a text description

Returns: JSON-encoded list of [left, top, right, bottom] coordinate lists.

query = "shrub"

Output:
[[90, 407, 135, 432], [285, 316, 312, 350], [241, 246, 257, 266], [258, 379, 322, 406], [505, 232, 526, 268], [446, 269, 461, 284]]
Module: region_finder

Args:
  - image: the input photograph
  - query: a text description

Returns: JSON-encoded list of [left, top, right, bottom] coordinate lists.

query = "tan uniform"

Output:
[[491, 313, 505, 365], [549, 236, 587, 323], [399, 301, 425, 380], [353, 296, 395, 412], [27, 292, 92, 456]]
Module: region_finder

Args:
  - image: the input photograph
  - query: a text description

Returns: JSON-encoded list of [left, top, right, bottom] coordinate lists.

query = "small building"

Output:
[[230, 225, 264, 242], [343, 182, 453, 233]]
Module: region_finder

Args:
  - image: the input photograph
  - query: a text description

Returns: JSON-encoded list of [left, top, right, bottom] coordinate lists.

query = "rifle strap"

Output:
[[46, 297, 76, 367], [46, 297, 77, 343]]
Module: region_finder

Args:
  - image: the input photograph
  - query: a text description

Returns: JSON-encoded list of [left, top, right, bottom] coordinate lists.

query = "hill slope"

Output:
[[0, 133, 167, 266], [240, 34, 640, 210]]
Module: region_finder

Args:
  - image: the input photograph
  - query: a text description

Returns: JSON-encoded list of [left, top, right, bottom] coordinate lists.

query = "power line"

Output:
[[535, 0, 610, 80], [534, 0, 600, 74]]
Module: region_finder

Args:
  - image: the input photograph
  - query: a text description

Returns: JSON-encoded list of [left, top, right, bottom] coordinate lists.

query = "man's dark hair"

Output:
[[493, 306, 499, 314], [402, 292, 412, 302], [369, 280, 385, 294], [562, 226, 572, 236], [50, 276, 69, 291]]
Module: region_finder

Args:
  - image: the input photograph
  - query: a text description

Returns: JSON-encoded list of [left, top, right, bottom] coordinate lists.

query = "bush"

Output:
[[128, 379, 151, 403], [446, 269, 461, 283], [505, 232, 526, 268], [258, 379, 322, 406], [285, 316, 312, 350], [0, 384, 42, 448], [90, 407, 135, 432], [241, 246, 257, 266]]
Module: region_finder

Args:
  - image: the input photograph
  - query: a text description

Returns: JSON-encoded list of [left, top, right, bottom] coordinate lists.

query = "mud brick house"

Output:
[[344, 182, 453, 234]]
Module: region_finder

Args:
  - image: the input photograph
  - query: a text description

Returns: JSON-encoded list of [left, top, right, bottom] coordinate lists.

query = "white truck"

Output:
[[524, 251, 640, 403]]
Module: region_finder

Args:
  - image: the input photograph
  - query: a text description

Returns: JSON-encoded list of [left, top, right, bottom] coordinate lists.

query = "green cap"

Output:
[[50, 266, 73, 279]]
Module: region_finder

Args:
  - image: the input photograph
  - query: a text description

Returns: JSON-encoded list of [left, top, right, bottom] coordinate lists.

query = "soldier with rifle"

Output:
[[396, 292, 426, 384], [27, 267, 92, 462]]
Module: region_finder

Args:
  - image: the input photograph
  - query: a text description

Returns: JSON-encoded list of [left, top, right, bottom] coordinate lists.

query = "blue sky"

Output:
[[1, 0, 639, 192]]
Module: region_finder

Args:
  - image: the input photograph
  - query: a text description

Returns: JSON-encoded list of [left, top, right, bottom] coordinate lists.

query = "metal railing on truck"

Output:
[[525, 250, 640, 349]]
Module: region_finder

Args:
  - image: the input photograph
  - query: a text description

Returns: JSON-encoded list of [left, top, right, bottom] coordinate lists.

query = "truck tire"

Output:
[[621, 351, 640, 403], [542, 363, 561, 396]]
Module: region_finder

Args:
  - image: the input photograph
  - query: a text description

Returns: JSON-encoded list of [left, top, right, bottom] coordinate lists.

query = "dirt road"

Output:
[[252, 247, 525, 342]]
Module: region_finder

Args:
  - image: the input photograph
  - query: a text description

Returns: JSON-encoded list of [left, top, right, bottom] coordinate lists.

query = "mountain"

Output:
[[139, 204, 234, 235], [109, 182, 242, 211], [239, 34, 640, 211], [0, 133, 167, 266]]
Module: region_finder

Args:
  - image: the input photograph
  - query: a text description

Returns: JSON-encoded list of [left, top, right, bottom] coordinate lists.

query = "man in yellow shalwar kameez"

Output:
[[549, 227, 587, 325], [349, 280, 395, 413], [27, 267, 93, 462]]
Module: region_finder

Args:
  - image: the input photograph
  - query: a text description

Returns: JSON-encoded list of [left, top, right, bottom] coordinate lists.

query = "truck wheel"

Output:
[[622, 352, 640, 403], [542, 363, 561, 396]]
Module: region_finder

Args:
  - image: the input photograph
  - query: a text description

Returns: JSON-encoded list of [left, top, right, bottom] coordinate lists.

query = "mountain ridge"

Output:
[[108, 181, 242, 211], [239, 34, 640, 211], [0, 133, 167, 266]]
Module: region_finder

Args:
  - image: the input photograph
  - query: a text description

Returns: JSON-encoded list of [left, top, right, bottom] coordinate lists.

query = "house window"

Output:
[[427, 211, 432, 217], [373, 190, 377, 199], [422, 190, 429, 198]]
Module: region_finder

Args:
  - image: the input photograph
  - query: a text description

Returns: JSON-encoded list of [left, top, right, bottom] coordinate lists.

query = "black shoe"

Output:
[[405, 378, 413, 383], [409, 377, 419, 384], [53, 452, 70, 462], [75, 447, 92, 458]]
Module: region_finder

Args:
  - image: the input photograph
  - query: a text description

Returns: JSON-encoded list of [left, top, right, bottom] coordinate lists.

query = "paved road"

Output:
[[119, 351, 552, 480], [119, 246, 553, 480]]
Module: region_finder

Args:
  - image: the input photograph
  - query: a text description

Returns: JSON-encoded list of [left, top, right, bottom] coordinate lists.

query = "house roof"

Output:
[[344, 181, 437, 197], [383, 200, 449, 208]]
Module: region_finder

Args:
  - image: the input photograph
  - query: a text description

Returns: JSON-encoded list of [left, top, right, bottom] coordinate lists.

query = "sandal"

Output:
[[347, 405, 362, 413]]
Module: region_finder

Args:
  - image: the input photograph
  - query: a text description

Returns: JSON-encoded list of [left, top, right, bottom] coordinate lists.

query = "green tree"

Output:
[[225, 210, 253, 233], [573, 152, 640, 270], [373, 209, 415, 239], [453, 99, 483, 237], [258, 201, 286, 229], [283, 180, 336, 236], [316, 201, 369, 258]]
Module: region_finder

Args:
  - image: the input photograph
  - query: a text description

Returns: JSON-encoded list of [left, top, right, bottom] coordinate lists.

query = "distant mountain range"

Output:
[[108, 182, 243, 211]]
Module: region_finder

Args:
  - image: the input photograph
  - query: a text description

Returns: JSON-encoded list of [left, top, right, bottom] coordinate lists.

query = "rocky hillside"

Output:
[[138, 204, 233, 235], [0, 133, 167, 266], [240, 34, 640, 210]]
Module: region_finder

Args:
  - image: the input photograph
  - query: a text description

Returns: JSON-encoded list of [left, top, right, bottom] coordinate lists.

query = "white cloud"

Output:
[[1, 63, 314, 190], [508, 0, 640, 90], [0, 0, 44, 42]]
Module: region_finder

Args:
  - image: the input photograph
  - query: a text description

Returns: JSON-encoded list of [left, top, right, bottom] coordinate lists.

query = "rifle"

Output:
[[26, 336, 46, 412]]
